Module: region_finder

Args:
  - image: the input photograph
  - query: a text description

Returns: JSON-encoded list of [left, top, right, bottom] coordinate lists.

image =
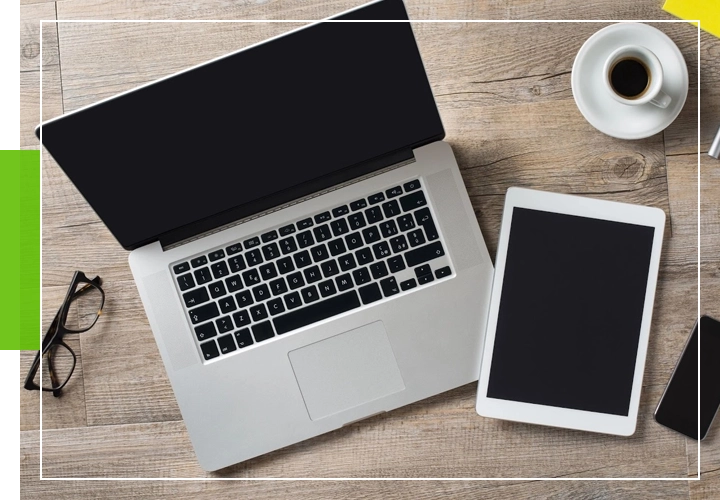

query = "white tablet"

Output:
[[476, 187, 665, 436]]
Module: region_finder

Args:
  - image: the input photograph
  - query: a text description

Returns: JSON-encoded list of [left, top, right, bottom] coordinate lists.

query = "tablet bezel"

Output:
[[475, 187, 666, 436]]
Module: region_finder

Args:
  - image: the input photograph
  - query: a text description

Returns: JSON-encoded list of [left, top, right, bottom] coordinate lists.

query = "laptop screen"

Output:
[[38, 0, 444, 250]]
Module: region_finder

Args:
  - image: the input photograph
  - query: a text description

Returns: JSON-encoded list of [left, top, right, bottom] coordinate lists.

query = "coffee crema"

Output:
[[609, 57, 650, 99]]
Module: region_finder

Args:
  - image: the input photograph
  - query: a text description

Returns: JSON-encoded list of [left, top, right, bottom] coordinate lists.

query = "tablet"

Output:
[[476, 187, 665, 436]]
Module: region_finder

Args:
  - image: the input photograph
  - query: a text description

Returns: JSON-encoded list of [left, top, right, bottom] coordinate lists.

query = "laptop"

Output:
[[37, 0, 494, 471]]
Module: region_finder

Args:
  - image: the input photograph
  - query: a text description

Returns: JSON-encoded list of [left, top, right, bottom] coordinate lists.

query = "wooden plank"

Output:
[[20, 2, 59, 72], [20, 65, 63, 148]]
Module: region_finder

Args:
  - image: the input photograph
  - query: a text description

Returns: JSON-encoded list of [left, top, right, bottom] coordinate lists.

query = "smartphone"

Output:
[[654, 315, 720, 440]]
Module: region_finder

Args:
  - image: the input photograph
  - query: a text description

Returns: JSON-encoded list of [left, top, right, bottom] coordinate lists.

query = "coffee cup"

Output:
[[603, 45, 671, 109]]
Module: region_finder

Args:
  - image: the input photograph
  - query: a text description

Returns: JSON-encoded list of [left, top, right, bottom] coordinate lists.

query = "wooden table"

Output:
[[19, 0, 719, 497]]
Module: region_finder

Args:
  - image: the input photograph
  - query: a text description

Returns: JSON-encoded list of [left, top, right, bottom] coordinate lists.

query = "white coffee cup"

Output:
[[603, 45, 671, 109]]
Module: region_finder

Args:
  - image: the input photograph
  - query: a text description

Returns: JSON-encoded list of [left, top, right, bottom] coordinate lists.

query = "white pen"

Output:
[[710, 124, 720, 159]]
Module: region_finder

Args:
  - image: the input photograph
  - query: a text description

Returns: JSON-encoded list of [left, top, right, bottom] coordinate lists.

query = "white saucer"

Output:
[[571, 23, 688, 140]]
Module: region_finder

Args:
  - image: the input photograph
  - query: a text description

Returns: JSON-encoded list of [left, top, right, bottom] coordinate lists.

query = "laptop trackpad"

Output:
[[288, 321, 405, 421]]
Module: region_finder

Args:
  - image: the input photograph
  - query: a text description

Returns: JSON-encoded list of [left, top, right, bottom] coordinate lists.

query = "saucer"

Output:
[[571, 23, 688, 140]]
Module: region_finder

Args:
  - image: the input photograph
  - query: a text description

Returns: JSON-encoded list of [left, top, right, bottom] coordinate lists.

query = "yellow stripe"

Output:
[[663, 0, 720, 38]]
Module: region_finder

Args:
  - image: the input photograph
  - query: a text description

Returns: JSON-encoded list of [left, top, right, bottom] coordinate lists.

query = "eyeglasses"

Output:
[[24, 271, 105, 397]]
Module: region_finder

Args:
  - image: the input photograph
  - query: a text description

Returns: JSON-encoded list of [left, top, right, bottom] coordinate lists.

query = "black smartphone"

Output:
[[654, 315, 720, 440]]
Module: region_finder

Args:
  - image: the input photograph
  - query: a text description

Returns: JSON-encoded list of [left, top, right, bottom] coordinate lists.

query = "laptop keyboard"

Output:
[[172, 179, 453, 362]]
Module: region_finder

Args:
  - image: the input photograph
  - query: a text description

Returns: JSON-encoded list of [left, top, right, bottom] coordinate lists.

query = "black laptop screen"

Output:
[[39, 0, 444, 250]]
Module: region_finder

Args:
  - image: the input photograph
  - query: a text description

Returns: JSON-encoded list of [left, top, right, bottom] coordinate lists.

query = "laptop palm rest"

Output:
[[288, 321, 405, 421]]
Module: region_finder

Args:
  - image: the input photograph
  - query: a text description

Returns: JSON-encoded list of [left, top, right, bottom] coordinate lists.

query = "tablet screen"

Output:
[[486, 207, 656, 416]]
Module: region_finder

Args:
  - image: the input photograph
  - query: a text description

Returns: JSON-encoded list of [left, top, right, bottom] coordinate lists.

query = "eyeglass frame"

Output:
[[23, 271, 104, 397]]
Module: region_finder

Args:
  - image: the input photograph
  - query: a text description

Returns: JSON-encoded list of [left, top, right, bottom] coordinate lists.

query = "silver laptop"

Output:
[[37, 0, 493, 471]]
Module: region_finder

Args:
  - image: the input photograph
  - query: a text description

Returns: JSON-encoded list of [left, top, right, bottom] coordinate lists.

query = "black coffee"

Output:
[[610, 58, 650, 99]]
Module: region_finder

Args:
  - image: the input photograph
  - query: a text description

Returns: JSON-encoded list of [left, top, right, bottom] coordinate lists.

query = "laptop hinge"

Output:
[[160, 151, 416, 251]]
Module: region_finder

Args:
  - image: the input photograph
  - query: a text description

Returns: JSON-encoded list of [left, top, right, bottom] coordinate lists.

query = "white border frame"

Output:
[[476, 187, 666, 436], [36, 16, 701, 481]]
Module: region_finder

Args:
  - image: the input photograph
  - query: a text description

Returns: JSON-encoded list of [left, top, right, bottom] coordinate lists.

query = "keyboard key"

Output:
[[244, 237, 260, 249], [201, 340, 220, 360], [252, 321, 275, 342], [310, 244, 329, 262], [382, 200, 401, 218], [269, 277, 288, 296], [400, 278, 417, 291], [372, 241, 391, 259], [273, 291, 361, 335], [261, 230, 278, 243], [435, 266, 452, 279], [226, 243, 243, 256], [365, 206, 383, 224], [225, 275, 244, 293], [415, 264, 432, 278], [338, 253, 357, 271], [267, 298, 285, 316], [293, 250, 312, 268], [390, 235, 409, 253], [423, 218, 439, 241], [279, 224, 296, 236], [191, 256, 208, 268], [194, 322, 216, 341], [301, 285, 320, 304], [297, 230, 314, 249], [177, 273, 196, 291], [350, 199, 368, 211], [304, 265, 322, 284], [277, 256, 295, 274], [407, 229, 426, 247], [284, 292, 302, 310], [280, 237, 298, 255], [348, 213, 366, 230], [314, 211, 332, 224], [250, 303, 269, 322], [368, 192, 385, 204], [260, 262, 278, 280], [242, 269, 261, 287], [345, 232, 363, 250], [321, 259, 339, 278], [211, 261, 230, 279], [252, 284, 271, 302], [387, 255, 406, 273], [318, 280, 337, 297], [379, 220, 398, 238], [235, 290, 254, 308], [313, 224, 332, 242], [370, 261, 389, 280], [418, 273, 434, 285], [400, 191, 427, 211], [352, 267, 372, 286], [386, 186, 403, 198], [397, 215, 415, 231], [194, 267, 212, 285], [403, 179, 421, 192], [355, 247, 374, 266], [380, 277, 400, 297], [246, 249, 263, 267], [228, 255, 246, 273], [328, 238, 346, 256], [209, 250, 225, 262], [405, 242, 445, 267], [330, 219, 349, 237], [208, 281, 227, 299], [362, 226, 381, 244], [216, 316, 233, 333], [332, 205, 350, 217], [217, 334, 237, 354], [414, 207, 439, 240], [218, 296, 237, 314], [183, 287, 209, 308], [234, 328, 254, 349], [233, 309, 251, 327], [262, 243, 280, 260], [359, 283, 382, 304], [287, 272, 305, 290], [297, 218, 313, 230], [173, 262, 190, 274], [335, 273, 353, 291], [188, 302, 220, 325]]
